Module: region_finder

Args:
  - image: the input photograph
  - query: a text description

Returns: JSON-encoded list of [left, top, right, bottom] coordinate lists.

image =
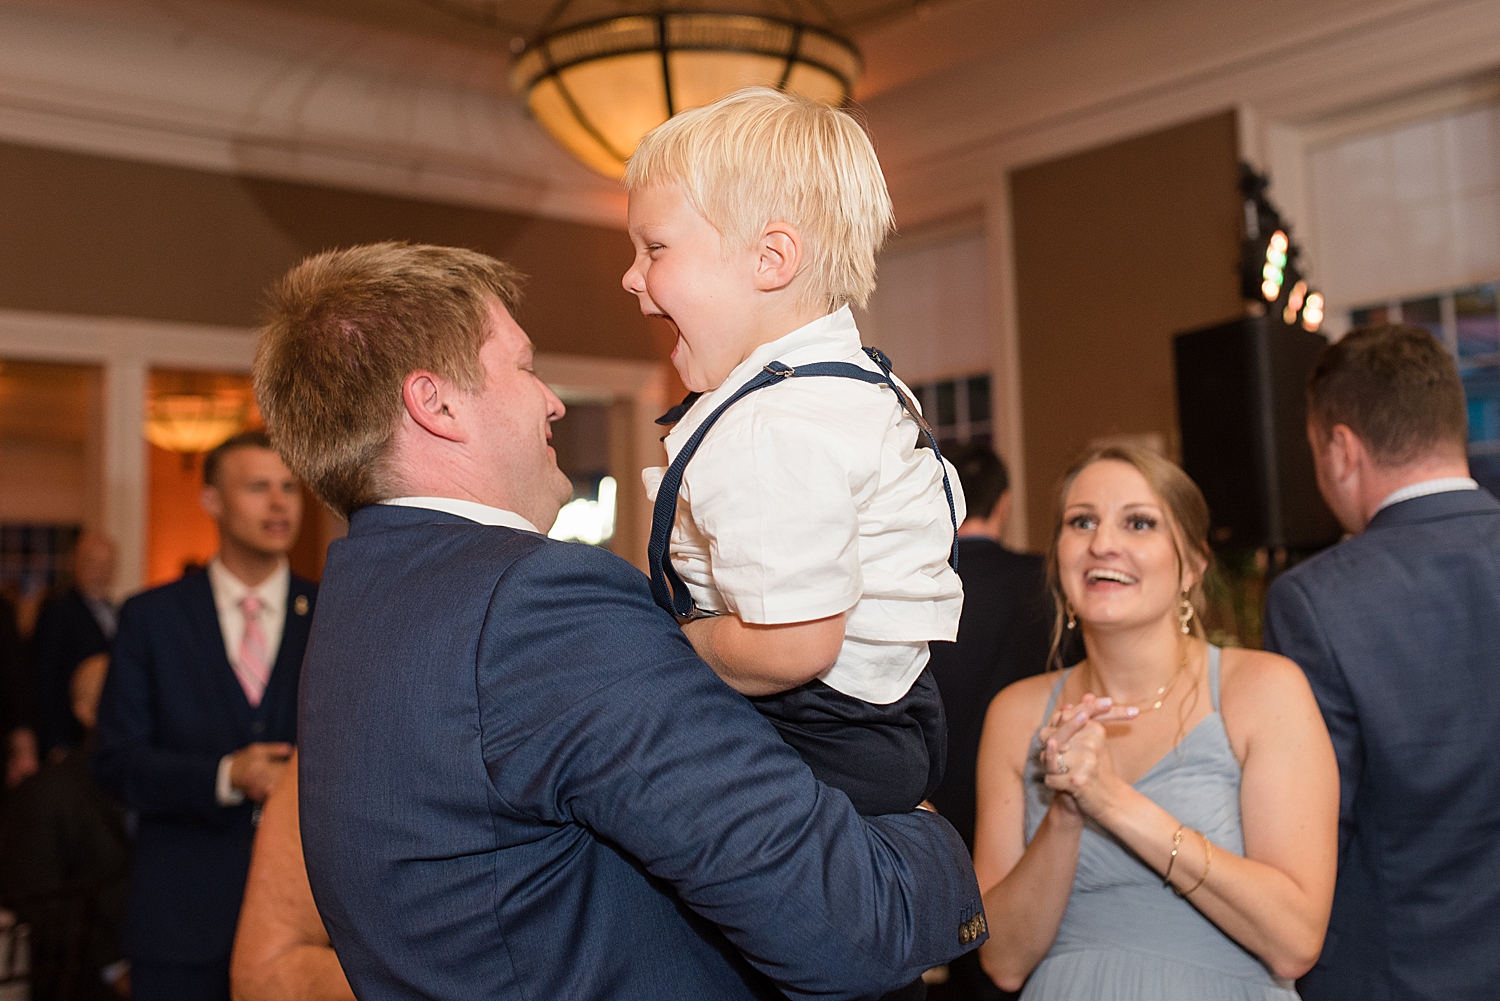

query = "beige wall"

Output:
[[1011, 111, 1244, 548], [0, 140, 658, 361], [0, 140, 666, 586]]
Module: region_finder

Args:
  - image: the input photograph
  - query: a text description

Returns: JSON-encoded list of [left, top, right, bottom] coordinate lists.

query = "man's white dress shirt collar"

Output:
[[380, 496, 539, 533], [1375, 477, 1479, 514], [207, 556, 290, 666]]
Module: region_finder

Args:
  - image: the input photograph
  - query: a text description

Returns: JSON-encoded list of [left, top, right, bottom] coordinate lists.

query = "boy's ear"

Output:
[[754, 222, 803, 292]]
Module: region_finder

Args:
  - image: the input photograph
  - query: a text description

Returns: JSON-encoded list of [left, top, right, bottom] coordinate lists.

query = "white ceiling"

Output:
[[2, 0, 1497, 230]]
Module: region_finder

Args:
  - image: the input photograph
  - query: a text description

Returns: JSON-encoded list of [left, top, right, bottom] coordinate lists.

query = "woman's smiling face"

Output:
[[1057, 459, 1196, 633]]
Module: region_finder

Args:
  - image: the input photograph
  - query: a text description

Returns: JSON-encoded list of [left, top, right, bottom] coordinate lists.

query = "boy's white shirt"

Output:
[[643, 306, 966, 705]]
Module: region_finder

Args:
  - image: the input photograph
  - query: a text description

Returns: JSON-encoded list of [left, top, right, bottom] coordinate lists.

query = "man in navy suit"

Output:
[[93, 430, 315, 1001], [1263, 323, 1500, 1001], [252, 242, 986, 1001]]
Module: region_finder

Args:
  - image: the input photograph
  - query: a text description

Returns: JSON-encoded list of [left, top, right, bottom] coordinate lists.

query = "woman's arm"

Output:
[[972, 681, 1108, 992], [1046, 651, 1338, 980], [681, 612, 845, 695], [230, 752, 355, 1001]]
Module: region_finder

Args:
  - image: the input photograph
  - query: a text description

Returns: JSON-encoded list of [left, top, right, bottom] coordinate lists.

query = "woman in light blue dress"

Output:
[[972, 446, 1339, 999]]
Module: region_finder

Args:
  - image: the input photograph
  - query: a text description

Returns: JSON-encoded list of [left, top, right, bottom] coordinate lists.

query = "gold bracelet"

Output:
[[1176, 830, 1213, 897], [1162, 824, 1185, 887]]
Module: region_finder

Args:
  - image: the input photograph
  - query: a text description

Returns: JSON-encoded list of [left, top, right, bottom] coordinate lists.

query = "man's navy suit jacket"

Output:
[[33, 589, 112, 755], [1263, 488, 1500, 1001], [92, 569, 316, 964], [299, 505, 986, 1001]]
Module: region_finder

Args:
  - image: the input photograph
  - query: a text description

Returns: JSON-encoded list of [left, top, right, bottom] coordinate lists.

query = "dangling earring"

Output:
[[1178, 591, 1195, 635], [1066, 602, 1077, 631]]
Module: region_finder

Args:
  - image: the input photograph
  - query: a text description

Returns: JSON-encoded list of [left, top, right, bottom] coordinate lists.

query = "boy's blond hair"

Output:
[[624, 87, 894, 312]]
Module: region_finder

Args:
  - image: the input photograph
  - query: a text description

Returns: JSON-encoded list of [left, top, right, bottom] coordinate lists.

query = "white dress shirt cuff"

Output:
[[216, 753, 245, 807]]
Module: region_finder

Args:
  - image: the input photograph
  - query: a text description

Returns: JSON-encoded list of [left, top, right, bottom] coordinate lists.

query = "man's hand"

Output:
[[230, 742, 294, 803]]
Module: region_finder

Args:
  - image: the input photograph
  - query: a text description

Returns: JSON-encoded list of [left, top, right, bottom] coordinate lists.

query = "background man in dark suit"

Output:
[[926, 444, 1050, 1001], [33, 532, 117, 760], [93, 430, 314, 1001], [254, 243, 985, 1001], [1263, 323, 1500, 1001]]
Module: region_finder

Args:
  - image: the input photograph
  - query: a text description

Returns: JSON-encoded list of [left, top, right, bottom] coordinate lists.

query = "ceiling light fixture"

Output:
[[508, 3, 862, 177], [144, 393, 249, 455]]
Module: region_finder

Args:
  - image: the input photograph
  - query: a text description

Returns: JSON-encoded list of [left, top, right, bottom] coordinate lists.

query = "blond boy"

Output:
[[624, 87, 965, 816]]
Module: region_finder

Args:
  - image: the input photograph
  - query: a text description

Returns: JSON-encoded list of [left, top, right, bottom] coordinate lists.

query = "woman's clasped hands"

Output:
[[1039, 693, 1139, 817]]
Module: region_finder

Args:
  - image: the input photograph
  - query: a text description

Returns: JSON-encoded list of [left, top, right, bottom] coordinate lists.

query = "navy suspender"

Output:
[[647, 346, 959, 620]]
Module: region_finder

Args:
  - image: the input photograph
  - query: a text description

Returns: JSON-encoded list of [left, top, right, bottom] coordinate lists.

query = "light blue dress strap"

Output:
[[1040, 669, 1072, 726], [1207, 645, 1222, 712]]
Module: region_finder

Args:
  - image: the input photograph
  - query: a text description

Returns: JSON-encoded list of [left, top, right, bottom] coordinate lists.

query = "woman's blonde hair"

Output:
[[1044, 446, 1214, 672], [624, 86, 894, 313]]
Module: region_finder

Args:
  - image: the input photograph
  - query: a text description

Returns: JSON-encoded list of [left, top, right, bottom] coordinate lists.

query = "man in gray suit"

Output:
[[1263, 323, 1500, 1001]]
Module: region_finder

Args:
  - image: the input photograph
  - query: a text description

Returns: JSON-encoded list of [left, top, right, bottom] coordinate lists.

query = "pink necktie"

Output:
[[235, 595, 271, 707]]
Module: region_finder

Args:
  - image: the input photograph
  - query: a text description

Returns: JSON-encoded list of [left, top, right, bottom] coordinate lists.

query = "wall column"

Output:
[[984, 179, 1029, 550], [103, 357, 148, 598]]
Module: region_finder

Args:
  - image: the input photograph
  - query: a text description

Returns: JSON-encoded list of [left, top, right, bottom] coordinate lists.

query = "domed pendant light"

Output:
[[509, 2, 862, 177]]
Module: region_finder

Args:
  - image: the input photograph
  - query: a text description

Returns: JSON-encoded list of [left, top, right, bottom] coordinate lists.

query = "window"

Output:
[[910, 373, 992, 450], [1349, 281, 1500, 489], [0, 523, 81, 601]]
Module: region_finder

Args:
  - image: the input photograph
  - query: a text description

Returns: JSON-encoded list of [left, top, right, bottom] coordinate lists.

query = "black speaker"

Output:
[[1173, 315, 1341, 550]]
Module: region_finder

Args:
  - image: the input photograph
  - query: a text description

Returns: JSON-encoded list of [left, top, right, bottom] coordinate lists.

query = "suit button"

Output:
[[251, 721, 265, 735]]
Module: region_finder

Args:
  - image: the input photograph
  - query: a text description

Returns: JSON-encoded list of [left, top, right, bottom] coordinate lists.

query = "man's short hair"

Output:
[[946, 442, 1010, 521], [203, 429, 274, 488], [1307, 323, 1468, 466], [253, 242, 525, 517], [624, 86, 894, 313]]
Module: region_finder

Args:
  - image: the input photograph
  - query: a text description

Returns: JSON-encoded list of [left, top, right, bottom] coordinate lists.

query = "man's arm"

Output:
[[1263, 573, 1361, 857], [481, 543, 986, 1001], [91, 599, 235, 818], [232, 751, 354, 1001]]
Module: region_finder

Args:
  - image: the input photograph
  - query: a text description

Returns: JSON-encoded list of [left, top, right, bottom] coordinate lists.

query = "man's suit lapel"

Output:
[[68, 591, 109, 650], [266, 577, 314, 702], [181, 571, 256, 731]]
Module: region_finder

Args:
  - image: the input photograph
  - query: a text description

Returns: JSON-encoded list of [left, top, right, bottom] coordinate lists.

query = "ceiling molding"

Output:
[[0, 0, 627, 227], [873, 0, 1500, 227], [0, 307, 257, 370]]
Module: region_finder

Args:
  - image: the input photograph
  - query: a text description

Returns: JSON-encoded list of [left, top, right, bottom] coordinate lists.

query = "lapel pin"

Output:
[[294, 595, 310, 616]]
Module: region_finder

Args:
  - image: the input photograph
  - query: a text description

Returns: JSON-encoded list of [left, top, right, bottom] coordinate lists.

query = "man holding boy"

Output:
[[255, 239, 985, 1000]]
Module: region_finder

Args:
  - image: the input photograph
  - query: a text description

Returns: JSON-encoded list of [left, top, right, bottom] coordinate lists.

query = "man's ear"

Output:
[[402, 371, 468, 443], [1326, 423, 1364, 481], [200, 483, 224, 521], [754, 222, 803, 292], [991, 491, 1012, 536]]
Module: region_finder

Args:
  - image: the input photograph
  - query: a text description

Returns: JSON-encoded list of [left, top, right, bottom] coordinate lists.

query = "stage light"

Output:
[[1302, 292, 1325, 332], [1261, 229, 1289, 301], [1284, 281, 1308, 324]]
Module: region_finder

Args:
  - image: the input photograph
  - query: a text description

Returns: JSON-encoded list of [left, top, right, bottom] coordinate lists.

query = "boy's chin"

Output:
[[671, 351, 715, 394]]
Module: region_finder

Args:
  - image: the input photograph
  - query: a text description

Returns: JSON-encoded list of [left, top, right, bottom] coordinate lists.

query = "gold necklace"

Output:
[[1081, 640, 1190, 715]]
